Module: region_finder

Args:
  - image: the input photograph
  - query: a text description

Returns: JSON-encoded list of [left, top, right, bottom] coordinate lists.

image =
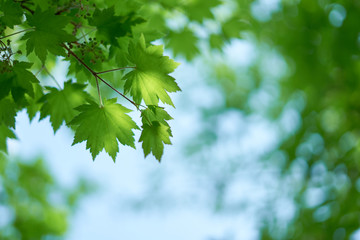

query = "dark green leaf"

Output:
[[22, 9, 76, 62]]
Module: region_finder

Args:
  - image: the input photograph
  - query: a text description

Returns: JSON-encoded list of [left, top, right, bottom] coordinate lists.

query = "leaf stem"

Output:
[[44, 66, 62, 89], [96, 67, 136, 75], [35, 65, 62, 89], [62, 44, 140, 109], [95, 76, 103, 107], [0, 28, 35, 39], [140, 109, 153, 126]]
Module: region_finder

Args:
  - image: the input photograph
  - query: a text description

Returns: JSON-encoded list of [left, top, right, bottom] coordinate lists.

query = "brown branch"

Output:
[[62, 44, 140, 109]]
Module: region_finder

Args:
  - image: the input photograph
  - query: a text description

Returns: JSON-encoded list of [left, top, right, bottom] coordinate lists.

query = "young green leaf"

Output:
[[39, 81, 91, 132], [21, 9, 76, 62], [123, 34, 181, 107], [69, 98, 139, 161], [139, 121, 172, 162]]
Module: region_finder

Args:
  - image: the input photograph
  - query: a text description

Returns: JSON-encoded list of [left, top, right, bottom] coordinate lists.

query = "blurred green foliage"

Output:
[[190, 0, 360, 239], [153, 0, 360, 239], [0, 153, 92, 239]]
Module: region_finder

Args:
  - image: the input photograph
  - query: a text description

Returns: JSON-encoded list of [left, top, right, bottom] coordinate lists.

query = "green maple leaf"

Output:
[[222, 17, 250, 39], [0, 61, 39, 102], [0, 97, 17, 128], [0, 0, 23, 28], [69, 98, 139, 161], [209, 34, 224, 50], [139, 121, 172, 161], [39, 81, 91, 132], [123, 35, 180, 106], [141, 105, 172, 127], [89, 7, 145, 46], [0, 124, 16, 153], [26, 83, 44, 122], [184, 0, 221, 23], [167, 28, 199, 61], [21, 9, 76, 62]]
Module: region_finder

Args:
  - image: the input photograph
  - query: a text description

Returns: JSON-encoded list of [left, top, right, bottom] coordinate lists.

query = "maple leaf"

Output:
[[183, 0, 221, 23], [139, 106, 173, 161], [0, 124, 16, 153], [167, 28, 199, 61], [21, 9, 76, 62], [139, 121, 172, 161], [123, 35, 181, 106], [39, 80, 91, 132], [141, 105, 173, 127], [0, 97, 17, 128], [0, 61, 39, 102], [69, 98, 139, 161], [26, 83, 44, 122], [209, 34, 224, 50], [89, 7, 144, 46], [0, 0, 23, 28]]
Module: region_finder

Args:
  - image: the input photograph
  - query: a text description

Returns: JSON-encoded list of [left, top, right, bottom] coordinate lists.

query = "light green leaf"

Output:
[[40, 80, 91, 132], [69, 98, 139, 161], [123, 35, 180, 106], [139, 121, 172, 161], [141, 105, 172, 127]]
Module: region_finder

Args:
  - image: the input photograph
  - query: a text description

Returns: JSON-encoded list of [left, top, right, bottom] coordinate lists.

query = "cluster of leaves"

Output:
[[0, 0, 228, 161]]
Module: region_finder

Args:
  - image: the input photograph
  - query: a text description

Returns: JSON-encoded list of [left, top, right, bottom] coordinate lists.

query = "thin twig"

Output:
[[0, 28, 35, 40], [62, 43, 140, 109], [96, 67, 136, 75]]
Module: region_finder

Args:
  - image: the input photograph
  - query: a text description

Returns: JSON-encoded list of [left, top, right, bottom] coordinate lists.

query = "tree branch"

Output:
[[62, 44, 140, 109]]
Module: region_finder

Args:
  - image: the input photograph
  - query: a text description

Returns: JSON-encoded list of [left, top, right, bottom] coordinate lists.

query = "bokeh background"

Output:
[[1, 0, 360, 239]]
